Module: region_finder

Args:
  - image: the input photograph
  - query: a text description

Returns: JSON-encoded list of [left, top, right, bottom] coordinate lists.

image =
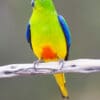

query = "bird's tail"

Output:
[[53, 73, 69, 99]]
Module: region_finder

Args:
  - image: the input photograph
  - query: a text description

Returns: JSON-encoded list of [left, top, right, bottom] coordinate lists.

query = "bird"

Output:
[[26, 0, 71, 99]]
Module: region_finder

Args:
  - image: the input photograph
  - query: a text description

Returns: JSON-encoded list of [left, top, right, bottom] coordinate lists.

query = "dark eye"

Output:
[[31, 0, 34, 7]]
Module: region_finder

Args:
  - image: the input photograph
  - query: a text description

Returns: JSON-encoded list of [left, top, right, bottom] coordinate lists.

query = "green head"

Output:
[[31, 0, 55, 11]]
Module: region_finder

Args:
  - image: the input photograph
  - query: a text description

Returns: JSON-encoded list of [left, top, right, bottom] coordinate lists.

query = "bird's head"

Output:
[[31, 0, 54, 9]]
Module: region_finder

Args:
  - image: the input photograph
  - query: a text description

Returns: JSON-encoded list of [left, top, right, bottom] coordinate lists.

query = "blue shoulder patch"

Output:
[[58, 15, 71, 48], [26, 23, 31, 43]]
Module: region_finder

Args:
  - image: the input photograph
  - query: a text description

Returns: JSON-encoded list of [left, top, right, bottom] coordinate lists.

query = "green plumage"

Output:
[[29, 0, 67, 59]]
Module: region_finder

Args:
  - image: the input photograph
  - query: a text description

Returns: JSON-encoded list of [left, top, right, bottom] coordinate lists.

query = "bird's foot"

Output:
[[59, 59, 65, 70], [33, 60, 43, 71]]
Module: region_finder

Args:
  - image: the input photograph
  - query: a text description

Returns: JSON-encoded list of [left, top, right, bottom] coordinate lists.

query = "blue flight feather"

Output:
[[26, 23, 31, 43], [58, 15, 71, 48]]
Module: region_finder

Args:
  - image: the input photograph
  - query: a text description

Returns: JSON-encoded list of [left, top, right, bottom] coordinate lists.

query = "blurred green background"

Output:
[[0, 0, 100, 100]]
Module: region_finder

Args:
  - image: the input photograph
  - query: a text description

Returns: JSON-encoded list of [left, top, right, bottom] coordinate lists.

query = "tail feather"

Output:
[[53, 73, 69, 98]]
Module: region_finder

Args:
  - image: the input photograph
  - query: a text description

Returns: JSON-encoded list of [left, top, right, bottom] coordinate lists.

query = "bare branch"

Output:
[[0, 59, 100, 78]]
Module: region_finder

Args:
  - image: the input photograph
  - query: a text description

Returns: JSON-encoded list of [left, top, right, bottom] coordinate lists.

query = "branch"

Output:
[[0, 59, 100, 78]]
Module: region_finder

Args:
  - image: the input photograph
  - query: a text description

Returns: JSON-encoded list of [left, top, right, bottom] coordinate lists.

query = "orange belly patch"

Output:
[[42, 46, 57, 59]]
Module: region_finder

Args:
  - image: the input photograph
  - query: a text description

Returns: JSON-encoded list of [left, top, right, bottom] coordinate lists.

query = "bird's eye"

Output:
[[31, 0, 34, 7]]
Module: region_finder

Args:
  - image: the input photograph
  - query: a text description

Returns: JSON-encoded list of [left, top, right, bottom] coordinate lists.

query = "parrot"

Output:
[[26, 0, 71, 99]]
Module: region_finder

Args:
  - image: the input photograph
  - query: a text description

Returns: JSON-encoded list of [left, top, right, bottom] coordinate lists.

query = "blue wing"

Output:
[[26, 23, 31, 43], [58, 15, 71, 49]]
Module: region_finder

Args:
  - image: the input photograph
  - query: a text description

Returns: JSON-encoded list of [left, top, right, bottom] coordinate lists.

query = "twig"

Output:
[[0, 59, 100, 78]]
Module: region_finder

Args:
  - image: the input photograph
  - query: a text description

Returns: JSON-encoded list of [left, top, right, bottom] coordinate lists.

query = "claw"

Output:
[[33, 60, 40, 71], [33, 60, 43, 71], [59, 59, 64, 70]]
